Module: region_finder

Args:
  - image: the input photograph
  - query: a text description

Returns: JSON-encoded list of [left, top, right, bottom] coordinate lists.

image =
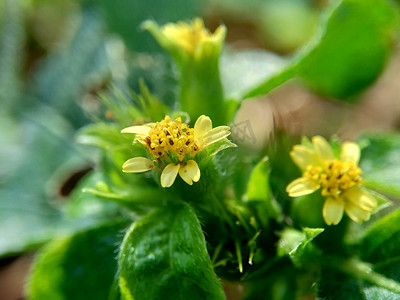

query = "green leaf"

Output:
[[361, 208, 400, 263], [277, 227, 324, 267], [28, 221, 127, 300], [0, 106, 81, 257], [317, 269, 366, 300], [359, 133, 400, 197], [318, 257, 400, 299], [246, 157, 281, 224], [243, 0, 400, 100], [119, 202, 226, 300], [220, 49, 287, 99]]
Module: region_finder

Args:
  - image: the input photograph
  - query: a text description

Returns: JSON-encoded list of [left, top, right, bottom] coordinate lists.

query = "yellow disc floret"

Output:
[[303, 159, 363, 199], [145, 116, 202, 161]]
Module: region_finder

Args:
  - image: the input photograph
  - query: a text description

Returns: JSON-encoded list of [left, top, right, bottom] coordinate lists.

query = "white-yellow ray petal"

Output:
[[178, 160, 201, 185], [121, 125, 151, 135], [160, 163, 180, 188], [290, 145, 319, 170], [203, 126, 231, 146], [322, 197, 344, 225], [286, 177, 320, 197], [340, 142, 360, 164], [312, 136, 334, 162], [122, 157, 154, 173], [342, 187, 377, 211], [194, 115, 212, 141], [344, 202, 370, 224]]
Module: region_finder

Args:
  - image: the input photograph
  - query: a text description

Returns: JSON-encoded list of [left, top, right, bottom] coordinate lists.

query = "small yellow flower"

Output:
[[161, 18, 225, 55], [121, 115, 231, 188], [142, 18, 226, 59], [286, 136, 377, 225]]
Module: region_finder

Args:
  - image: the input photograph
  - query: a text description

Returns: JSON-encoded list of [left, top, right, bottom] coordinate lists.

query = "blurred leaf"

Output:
[[317, 270, 365, 300], [361, 208, 400, 264], [244, 0, 400, 100], [318, 257, 400, 299], [0, 106, 89, 257], [28, 221, 127, 300], [0, 0, 24, 111], [246, 157, 281, 225], [95, 0, 201, 53], [30, 7, 111, 126], [359, 133, 400, 197], [119, 202, 225, 300], [220, 49, 287, 100], [66, 171, 121, 218]]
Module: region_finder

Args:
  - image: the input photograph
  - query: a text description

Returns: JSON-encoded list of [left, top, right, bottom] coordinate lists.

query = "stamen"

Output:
[[144, 116, 203, 160], [303, 159, 363, 199]]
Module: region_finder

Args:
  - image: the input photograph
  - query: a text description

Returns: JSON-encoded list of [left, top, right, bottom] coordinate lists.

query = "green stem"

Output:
[[338, 258, 400, 293]]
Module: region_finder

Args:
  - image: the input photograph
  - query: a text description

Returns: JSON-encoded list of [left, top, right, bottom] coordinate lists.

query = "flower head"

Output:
[[121, 115, 231, 188], [286, 136, 377, 225], [161, 18, 225, 55]]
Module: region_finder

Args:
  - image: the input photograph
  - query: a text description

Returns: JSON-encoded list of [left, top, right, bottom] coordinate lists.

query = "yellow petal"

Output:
[[194, 115, 212, 141], [312, 136, 334, 162], [290, 145, 319, 170], [121, 125, 151, 135], [160, 163, 180, 188], [203, 126, 231, 146], [344, 202, 370, 224], [178, 160, 201, 185], [322, 197, 344, 225], [122, 157, 154, 173], [342, 187, 377, 211], [286, 177, 320, 197], [340, 142, 360, 164]]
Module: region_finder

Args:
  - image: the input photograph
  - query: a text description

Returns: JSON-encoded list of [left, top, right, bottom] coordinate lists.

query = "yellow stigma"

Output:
[[162, 18, 213, 54], [304, 159, 363, 199], [145, 116, 202, 161]]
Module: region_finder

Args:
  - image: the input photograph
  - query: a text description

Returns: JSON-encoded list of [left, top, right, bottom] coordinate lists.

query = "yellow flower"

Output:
[[286, 136, 377, 225], [161, 18, 225, 55], [142, 18, 226, 58], [121, 115, 231, 188]]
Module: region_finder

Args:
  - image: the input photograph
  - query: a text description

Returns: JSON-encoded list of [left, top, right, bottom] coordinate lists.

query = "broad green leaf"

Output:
[[359, 133, 400, 197], [246, 157, 281, 224], [28, 221, 127, 300], [244, 0, 400, 100], [119, 202, 226, 300]]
